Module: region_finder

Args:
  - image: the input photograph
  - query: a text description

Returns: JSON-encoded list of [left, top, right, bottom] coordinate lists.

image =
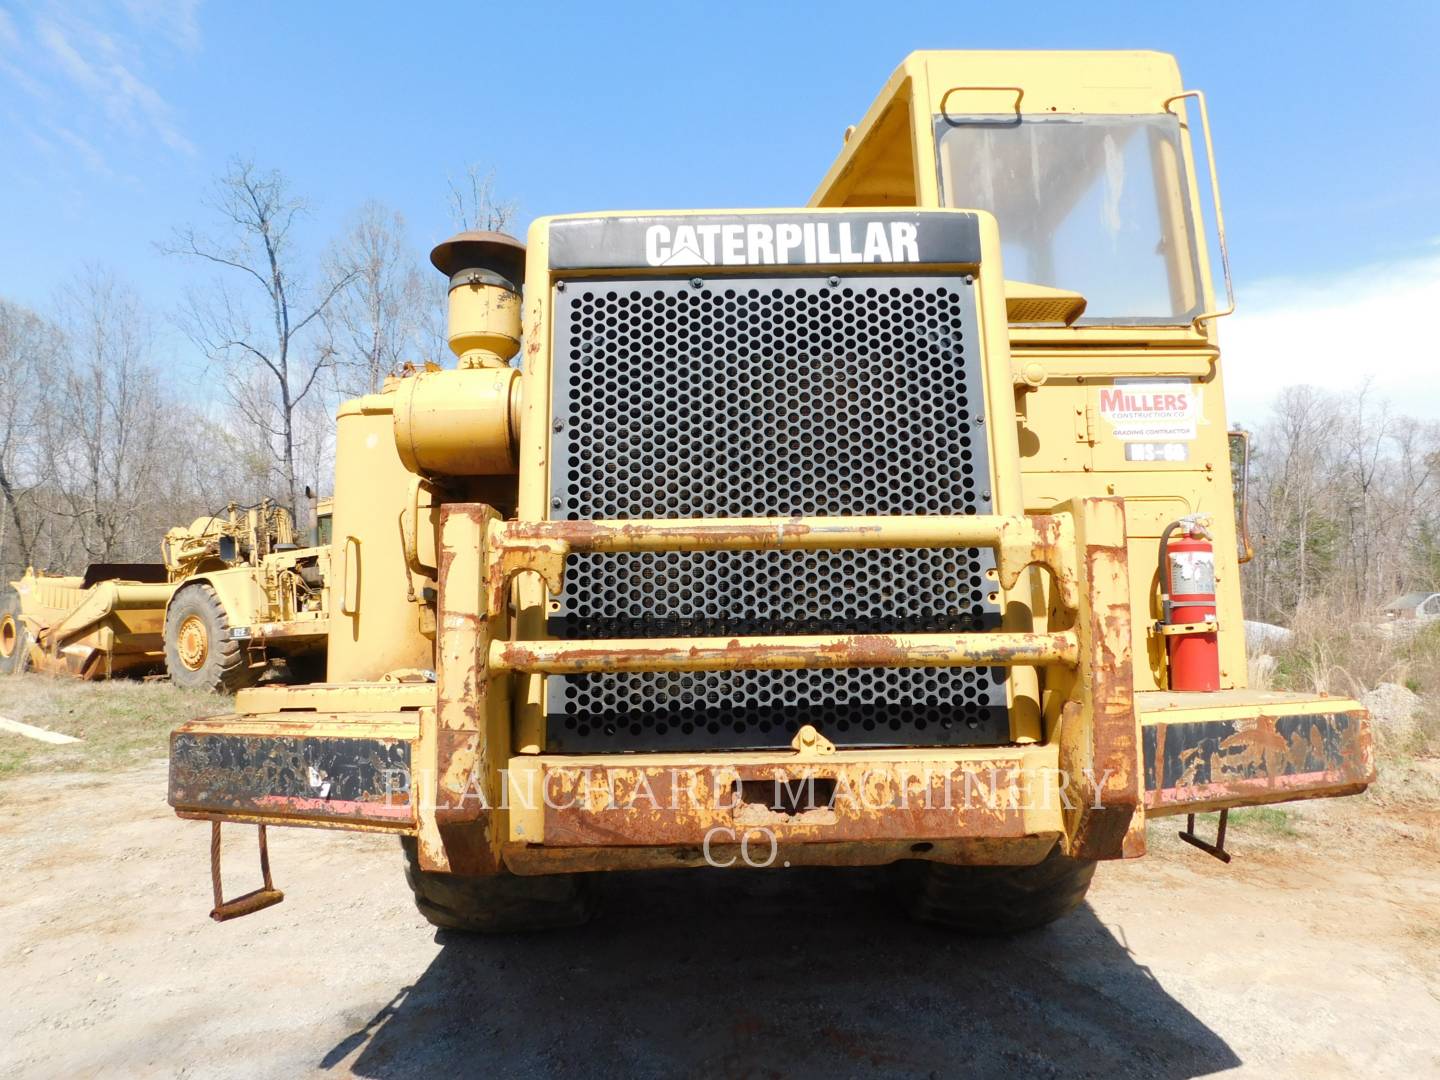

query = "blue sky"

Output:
[[1, 1, 1438, 420]]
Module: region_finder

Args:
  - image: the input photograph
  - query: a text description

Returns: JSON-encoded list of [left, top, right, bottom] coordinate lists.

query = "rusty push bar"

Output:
[[488, 512, 1079, 609], [483, 514, 1081, 679], [504, 514, 1033, 551], [417, 499, 1133, 874], [491, 630, 1079, 675]]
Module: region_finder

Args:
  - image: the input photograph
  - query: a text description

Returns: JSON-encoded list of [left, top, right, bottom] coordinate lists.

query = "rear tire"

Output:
[[0, 587, 30, 675], [400, 836, 595, 933], [164, 584, 259, 693], [896, 845, 1096, 934]]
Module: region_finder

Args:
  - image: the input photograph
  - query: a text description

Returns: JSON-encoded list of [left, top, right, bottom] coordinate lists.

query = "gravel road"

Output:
[[2, 762, 1438, 1078]]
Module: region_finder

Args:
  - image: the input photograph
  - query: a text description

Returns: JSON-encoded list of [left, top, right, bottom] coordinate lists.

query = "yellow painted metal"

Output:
[[1164, 90, 1235, 326], [811, 51, 1248, 695], [1136, 688, 1364, 725], [490, 513, 1076, 608], [165, 51, 1375, 883], [1053, 496, 1140, 858], [513, 207, 1044, 744], [230, 685, 429, 720], [490, 631, 1080, 675], [391, 366, 519, 476], [505, 740, 1066, 849], [1003, 281, 1087, 326], [499, 514, 1015, 551], [176, 614, 208, 670], [8, 569, 173, 677], [162, 501, 296, 582], [445, 279, 522, 370], [327, 391, 435, 681], [415, 505, 512, 874]]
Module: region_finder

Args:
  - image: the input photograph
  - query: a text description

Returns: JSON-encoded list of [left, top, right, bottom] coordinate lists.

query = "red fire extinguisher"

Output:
[[1159, 516, 1220, 692]]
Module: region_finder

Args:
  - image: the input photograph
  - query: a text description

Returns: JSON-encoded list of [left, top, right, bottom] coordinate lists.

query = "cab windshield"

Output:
[[937, 114, 1204, 324]]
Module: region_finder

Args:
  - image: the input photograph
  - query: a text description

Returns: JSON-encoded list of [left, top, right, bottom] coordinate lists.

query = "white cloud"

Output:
[[35, 13, 195, 155], [121, 0, 202, 53], [0, 1, 200, 172], [53, 125, 112, 177], [1221, 253, 1440, 426]]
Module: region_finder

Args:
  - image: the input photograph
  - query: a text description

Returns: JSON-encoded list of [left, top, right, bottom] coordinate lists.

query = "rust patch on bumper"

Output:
[[533, 758, 1055, 847], [503, 834, 1061, 875], [492, 631, 1078, 675]]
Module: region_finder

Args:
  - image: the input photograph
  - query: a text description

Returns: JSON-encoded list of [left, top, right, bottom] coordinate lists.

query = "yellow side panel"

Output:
[[1016, 351, 1244, 692]]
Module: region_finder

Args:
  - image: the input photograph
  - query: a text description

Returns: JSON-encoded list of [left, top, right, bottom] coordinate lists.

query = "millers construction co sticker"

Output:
[[1099, 378, 1201, 442]]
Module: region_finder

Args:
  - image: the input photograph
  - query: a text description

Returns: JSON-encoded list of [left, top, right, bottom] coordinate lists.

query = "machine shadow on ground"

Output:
[[323, 865, 1239, 1078]]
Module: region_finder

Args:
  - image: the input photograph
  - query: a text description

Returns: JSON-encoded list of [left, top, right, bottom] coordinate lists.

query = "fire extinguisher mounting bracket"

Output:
[[1154, 620, 1220, 638]]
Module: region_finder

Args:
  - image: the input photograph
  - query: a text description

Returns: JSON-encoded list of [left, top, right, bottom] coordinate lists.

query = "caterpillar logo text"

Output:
[[644, 220, 920, 267]]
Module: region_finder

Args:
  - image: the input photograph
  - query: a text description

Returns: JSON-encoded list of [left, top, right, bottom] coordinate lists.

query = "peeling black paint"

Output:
[[1144, 711, 1365, 792], [169, 733, 411, 819]]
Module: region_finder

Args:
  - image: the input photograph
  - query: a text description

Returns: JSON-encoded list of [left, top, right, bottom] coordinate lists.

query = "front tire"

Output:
[[164, 584, 259, 693], [896, 845, 1096, 934], [0, 587, 30, 675], [401, 837, 595, 933]]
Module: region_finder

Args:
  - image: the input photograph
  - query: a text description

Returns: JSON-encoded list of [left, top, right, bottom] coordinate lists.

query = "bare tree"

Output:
[[0, 299, 63, 571], [163, 158, 354, 518], [446, 164, 519, 233], [1245, 382, 1440, 621], [46, 268, 169, 563], [324, 201, 430, 396]]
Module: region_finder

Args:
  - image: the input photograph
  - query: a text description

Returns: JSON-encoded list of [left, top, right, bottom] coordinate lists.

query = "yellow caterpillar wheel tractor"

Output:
[[158, 499, 333, 692], [1, 499, 333, 690], [168, 51, 1374, 932]]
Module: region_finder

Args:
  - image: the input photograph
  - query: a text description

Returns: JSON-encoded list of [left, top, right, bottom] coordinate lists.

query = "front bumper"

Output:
[[169, 688, 1373, 872]]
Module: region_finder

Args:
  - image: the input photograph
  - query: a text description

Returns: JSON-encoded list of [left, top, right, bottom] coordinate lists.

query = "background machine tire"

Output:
[[164, 583, 260, 693], [400, 837, 595, 933], [0, 587, 31, 675], [895, 845, 1096, 934]]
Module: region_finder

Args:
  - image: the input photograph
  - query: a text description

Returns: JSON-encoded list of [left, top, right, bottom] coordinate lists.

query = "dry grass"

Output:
[[1248, 600, 1440, 811], [0, 674, 227, 779], [1263, 601, 1440, 758], [1149, 805, 1302, 851]]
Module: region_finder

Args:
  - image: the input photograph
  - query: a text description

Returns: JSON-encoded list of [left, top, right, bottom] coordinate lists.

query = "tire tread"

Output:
[[400, 836, 594, 933], [898, 846, 1096, 934]]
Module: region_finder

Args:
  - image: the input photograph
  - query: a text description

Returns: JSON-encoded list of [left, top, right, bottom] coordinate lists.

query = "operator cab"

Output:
[[813, 51, 1240, 693], [813, 51, 1229, 336]]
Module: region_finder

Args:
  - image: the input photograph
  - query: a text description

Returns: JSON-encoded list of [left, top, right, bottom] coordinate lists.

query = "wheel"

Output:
[[0, 587, 30, 675], [400, 836, 595, 933], [895, 844, 1096, 934], [164, 584, 260, 693]]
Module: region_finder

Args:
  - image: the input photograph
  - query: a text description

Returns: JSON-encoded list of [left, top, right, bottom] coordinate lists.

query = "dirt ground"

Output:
[[1, 687, 1439, 1078]]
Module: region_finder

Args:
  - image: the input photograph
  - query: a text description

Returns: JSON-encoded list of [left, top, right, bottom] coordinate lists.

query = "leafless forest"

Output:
[[0, 159, 513, 581], [2, 163, 1437, 640]]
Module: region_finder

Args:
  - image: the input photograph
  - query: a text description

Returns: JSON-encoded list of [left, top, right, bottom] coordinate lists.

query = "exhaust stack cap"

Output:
[[430, 231, 526, 292]]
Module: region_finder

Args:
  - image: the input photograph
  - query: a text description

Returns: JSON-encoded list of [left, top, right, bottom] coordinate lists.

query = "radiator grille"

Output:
[[547, 274, 1006, 751]]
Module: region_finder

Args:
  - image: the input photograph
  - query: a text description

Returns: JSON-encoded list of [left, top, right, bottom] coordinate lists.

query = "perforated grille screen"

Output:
[[547, 274, 1007, 751]]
